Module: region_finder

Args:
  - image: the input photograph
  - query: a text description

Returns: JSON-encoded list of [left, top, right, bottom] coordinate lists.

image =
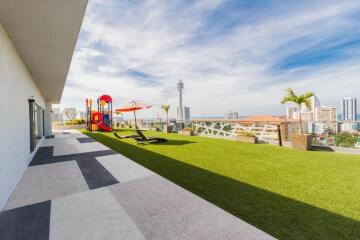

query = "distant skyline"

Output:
[[55, 0, 360, 119]]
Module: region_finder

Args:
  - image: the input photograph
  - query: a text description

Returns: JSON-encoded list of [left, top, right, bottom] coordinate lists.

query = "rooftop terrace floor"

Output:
[[0, 130, 274, 240], [83, 129, 360, 240]]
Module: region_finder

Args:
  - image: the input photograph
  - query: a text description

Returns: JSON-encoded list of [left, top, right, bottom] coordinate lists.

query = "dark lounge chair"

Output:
[[134, 129, 167, 144], [113, 132, 138, 139]]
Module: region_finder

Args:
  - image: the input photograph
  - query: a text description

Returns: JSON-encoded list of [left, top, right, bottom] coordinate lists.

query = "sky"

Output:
[[56, 0, 360, 119]]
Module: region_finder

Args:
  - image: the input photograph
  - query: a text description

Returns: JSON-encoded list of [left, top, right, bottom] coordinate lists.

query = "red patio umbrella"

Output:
[[115, 100, 152, 129]]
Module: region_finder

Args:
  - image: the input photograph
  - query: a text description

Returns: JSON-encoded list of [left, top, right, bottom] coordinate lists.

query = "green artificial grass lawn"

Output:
[[83, 129, 360, 240]]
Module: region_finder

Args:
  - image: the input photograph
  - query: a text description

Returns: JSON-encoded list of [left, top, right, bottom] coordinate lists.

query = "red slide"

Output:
[[97, 123, 113, 132]]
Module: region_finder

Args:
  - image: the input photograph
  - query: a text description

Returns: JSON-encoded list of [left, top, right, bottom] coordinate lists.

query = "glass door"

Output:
[[29, 100, 36, 152], [29, 100, 44, 152]]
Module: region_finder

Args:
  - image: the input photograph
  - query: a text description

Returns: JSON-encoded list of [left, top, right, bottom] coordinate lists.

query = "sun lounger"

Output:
[[133, 129, 167, 144], [113, 132, 139, 139]]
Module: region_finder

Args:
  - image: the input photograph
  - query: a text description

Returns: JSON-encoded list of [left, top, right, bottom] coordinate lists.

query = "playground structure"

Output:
[[86, 95, 113, 132]]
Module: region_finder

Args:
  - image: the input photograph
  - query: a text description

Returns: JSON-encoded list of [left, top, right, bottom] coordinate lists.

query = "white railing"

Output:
[[193, 120, 279, 143]]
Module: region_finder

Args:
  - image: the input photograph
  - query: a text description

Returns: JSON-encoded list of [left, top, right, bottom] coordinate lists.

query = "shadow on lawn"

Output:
[[152, 140, 195, 145], [311, 145, 335, 152], [112, 129, 195, 145], [87, 132, 360, 240]]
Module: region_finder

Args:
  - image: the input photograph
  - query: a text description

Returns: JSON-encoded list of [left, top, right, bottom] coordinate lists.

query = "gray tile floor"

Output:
[[0, 130, 276, 240]]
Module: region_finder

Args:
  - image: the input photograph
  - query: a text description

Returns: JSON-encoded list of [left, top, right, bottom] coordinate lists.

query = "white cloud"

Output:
[[58, 0, 360, 118]]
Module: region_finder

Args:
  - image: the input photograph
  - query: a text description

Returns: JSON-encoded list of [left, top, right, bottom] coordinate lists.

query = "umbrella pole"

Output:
[[133, 110, 137, 129]]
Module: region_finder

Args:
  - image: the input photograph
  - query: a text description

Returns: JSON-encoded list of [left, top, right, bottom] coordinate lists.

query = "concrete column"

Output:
[[44, 101, 52, 136]]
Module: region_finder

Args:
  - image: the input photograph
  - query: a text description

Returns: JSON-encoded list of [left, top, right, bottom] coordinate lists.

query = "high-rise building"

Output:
[[311, 96, 321, 121], [310, 96, 321, 110], [225, 111, 239, 120], [342, 97, 357, 121], [319, 106, 337, 121], [184, 107, 191, 123], [177, 80, 184, 122], [319, 106, 338, 132]]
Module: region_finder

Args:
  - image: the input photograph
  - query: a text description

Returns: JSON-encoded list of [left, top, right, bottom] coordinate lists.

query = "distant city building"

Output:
[[319, 106, 337, 121], [177, 80, 184, 122], [341, 97, 357, 121], [184, 106, 191, 123], [287, 106, 313, 121], [299, 111, 314, 122], [287, 96, 320, 122], [286, 96, 338, 133], [338, 121, 360, 133], [225, 111, 239, 120], [319, 106, 338, 132], [306, 122, 325, 135], [286, 107, 298, 119], [311, 96, 321, 121]]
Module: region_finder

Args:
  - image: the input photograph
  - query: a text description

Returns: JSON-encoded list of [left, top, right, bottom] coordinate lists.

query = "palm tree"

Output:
[[281, 88, 314, 134], [161, 104, 171, 124]]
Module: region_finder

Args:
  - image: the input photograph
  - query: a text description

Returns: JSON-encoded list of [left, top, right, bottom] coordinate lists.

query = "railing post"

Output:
[[277, 125, 282, 147]]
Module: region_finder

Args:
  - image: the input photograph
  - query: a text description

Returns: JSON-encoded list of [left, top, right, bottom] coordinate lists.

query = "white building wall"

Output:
[[0, 22, 45, 210]]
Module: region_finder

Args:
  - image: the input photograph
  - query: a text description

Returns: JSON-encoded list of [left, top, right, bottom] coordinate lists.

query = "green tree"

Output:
[[281, 88, 314, 134], [336, 132, 357, 148], [161, 104, 171, 124], [62, 107, 78, 121]]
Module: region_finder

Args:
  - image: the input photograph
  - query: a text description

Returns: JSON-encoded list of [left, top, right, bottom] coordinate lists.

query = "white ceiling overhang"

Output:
[[0, 0, 88, 103]]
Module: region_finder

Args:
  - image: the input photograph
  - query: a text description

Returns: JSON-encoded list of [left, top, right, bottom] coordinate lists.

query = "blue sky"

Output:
[[57, 0, 360, 118]]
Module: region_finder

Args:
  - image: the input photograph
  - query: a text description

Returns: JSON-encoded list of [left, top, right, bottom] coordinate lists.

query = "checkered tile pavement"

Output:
[[0, 130, 276, 240]]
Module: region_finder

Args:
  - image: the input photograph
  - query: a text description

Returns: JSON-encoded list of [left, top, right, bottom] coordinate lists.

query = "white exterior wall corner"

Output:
[[0, 21, 45, 210]]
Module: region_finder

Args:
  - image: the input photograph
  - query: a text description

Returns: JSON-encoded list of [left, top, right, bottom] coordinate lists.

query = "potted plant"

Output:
[[281, 88, 314, 150], [179, 127, 195, 136], [236, 131, 258, 143], [161, 104, 172, 133]]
